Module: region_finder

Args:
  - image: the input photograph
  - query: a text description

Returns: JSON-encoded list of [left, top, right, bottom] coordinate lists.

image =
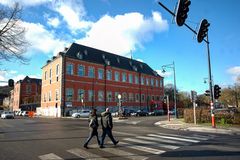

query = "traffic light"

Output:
[[197, 19, 210, 43], [205, 90, 210, 96], [214, 85, 221, 99], [8, 79, 14, 87], [175, 0, 191, 26]]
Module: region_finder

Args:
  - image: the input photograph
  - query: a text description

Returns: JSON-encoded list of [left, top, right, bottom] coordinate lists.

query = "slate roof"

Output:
[[64, 43, 161, 77], [18, 76, 42, 85]]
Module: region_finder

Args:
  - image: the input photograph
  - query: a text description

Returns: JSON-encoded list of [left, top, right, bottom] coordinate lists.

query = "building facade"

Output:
[[13, 76, 42, 111], [41, 43, 164, 117]]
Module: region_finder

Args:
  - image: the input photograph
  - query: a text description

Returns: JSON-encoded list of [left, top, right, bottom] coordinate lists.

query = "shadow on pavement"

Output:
[[159, 150, 240, 157]]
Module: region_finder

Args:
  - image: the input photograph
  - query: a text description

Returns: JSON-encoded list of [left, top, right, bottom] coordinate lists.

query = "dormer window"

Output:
[[76, 52, 83, 59], [84, 49, 88, 55], [117, 57, 120, 63], [102, 54, 105, 60], [105, 59, 110, 66], [133, 66, 137, 71]]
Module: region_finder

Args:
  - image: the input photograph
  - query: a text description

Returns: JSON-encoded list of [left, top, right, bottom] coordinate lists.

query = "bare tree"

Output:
[[0, 3, 28, 63]]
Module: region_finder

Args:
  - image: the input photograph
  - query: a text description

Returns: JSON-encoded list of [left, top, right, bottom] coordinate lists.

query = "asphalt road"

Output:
[[0, 116, 240, 160]]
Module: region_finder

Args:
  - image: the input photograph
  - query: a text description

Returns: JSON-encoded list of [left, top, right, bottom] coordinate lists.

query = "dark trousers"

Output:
[[100, 127, 117, 146], [84, 128, 100, 146]]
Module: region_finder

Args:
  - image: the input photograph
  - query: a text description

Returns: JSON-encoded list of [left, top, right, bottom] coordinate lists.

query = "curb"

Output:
[[155, 121, 240, 135]]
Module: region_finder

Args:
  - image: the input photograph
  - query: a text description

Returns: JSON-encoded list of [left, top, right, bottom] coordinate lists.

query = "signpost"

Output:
[[191, 90, 197, 125]]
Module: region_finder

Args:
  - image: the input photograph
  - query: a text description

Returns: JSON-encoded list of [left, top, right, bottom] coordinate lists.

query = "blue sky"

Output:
[[0, 0, 239, 95]]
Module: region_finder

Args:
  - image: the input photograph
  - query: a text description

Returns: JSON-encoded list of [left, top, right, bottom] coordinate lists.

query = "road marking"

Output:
[[148, 134, 189, 146], [39, 153, 63, 160], [193, 134, 216, 139], [125, 121, 141, 125], [147, 134, 199, 143], [112, 131, 138, 136], [123, 138, 153, 144], [155, 133, 208, 141], [67, 148, 108, 160], [89, 144, 148, 160], [136, 136, 179, 150], [113, 119, 128, 122], [120, 142, 166, 155]]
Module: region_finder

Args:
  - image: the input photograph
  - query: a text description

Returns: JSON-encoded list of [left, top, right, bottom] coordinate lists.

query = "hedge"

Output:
[[184, 108, 240, 124]]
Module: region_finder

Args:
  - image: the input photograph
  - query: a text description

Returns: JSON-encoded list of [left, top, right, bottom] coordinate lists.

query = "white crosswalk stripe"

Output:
[[147, 134, 200, 143], [38, 132, 211, 160], [119, 141, 166, 155], [136, 136, 179, 150], [155, 132, 209, 141], [89, 144, 148, 160], [135, 135, 189, 146], [67, 148, 108, 160], [39, 153, 63, 160]]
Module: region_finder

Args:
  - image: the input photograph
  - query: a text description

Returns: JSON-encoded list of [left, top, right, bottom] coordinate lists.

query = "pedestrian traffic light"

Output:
[[214, 85, 221, 99], [197, 19, 210, 43], [175, 0, 191, 26], [8, 79, 14, 87], [205, 90, 210, 96]]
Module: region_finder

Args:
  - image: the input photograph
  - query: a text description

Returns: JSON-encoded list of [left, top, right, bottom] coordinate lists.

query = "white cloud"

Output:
[[53, 0, 92, 32], [47, 17, 60, 28], [23, 21, 68, 56], [227, 66, 240, 82], [0, 70, 18, 86], [227, 66, 240, 75], [136, 59, 144, 63], [77, 11, 168, 56], [0, 0, 51, 6], [0, 70, 7, 81]]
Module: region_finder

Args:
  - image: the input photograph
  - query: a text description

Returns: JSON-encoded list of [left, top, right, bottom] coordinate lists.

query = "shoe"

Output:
[[99, 145, 105, 148], [83, 144, 88, 149], [114, 140, 119, 145]]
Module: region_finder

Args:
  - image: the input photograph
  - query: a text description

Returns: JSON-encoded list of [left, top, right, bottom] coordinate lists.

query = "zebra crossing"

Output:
[[38, 132, 214, 160]]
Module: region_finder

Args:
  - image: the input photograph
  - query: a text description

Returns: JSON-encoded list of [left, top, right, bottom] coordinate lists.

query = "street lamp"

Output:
[[118, 94, 122, 117], [162, 61, 177, 118]]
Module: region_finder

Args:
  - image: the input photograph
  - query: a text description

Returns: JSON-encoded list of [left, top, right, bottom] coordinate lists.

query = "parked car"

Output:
[[15, 111, 21, 116], [169, 109, 176, 115], [22, 111, 29, 117], [136, 110, 148, 116], [0, 110, 4, 116], [149, 109, 164, 116], [123, 109, 136, 116], [72, 110, 90, 118], [112, 111, 119, 117], [1, 111, 14, 119]]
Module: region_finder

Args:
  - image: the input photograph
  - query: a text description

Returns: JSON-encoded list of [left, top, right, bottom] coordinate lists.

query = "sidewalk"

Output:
[[155, 118, 240, 135]]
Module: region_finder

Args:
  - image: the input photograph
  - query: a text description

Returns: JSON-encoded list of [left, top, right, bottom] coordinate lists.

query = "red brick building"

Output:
[[40, 43, 164, 117], [13, 76, 42, 111]]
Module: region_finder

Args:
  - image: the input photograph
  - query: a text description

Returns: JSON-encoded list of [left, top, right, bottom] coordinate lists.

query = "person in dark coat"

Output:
[[84, 108, 100, 149], [100, 108, 119, 148]]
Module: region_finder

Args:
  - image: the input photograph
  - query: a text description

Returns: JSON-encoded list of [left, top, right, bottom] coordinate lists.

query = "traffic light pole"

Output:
[[206, 34, 215, 128], [158, 1, 215, 127]]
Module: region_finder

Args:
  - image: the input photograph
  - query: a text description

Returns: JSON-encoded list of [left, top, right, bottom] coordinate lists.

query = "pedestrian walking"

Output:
[[83, 108, 100, 149], [100, 108, 119, 148]]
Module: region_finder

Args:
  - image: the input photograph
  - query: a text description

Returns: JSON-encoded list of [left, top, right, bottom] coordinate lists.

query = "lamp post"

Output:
[[162, 61, 177, 119], [118, 94, 122, 117], [104, 59, 110, 110]]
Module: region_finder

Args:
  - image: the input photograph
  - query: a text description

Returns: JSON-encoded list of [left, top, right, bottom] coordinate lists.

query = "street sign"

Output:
[[191, 90, 197, 102]]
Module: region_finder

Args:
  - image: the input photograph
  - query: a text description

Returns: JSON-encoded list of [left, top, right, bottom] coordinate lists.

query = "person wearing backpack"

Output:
[[83, 108, 100, 149], [99, 108, 119, 148]]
